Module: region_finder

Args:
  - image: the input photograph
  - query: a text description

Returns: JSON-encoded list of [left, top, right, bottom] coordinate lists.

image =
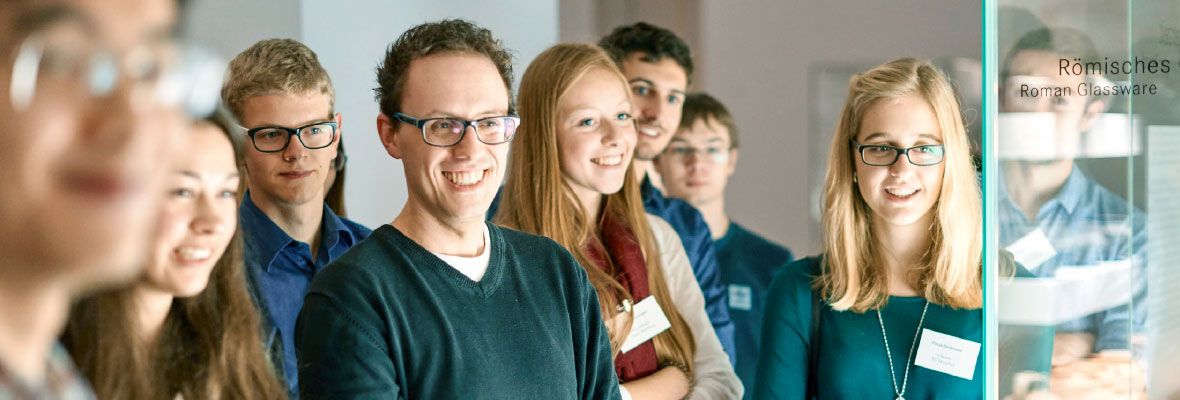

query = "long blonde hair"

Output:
[[495, 43, 695, 370], [818, 58, 982, 312]]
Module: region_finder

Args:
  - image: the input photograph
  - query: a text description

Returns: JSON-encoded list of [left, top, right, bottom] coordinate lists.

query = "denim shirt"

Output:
[[997, 166, 1147, 352], [239, 191, 372, 396], [640, 177, 737, 366]]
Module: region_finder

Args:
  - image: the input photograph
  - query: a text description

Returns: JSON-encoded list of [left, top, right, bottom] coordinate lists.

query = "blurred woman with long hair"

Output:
[[64, 107, 287, 399]]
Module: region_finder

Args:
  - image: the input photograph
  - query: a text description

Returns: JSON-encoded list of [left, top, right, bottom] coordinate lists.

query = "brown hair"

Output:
[[678, 92, 738, 148], [221, 38, 335, 120], [494, 43, 695, 371], [374, 19, 515, 117], [64, 106, 287, 400], [599, 22, 694, 85], [325, 140, 347, 217], [817, 58, 982, 312]]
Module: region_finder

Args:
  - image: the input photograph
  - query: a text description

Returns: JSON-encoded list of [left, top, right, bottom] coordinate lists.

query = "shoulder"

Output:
[[761, 256, 821, 335], [645, 213, 684, 253], [309, 226, 399, 298], [489, 223, 576, 260], [770, 256, 820, 294], [729, 223, 794, 264], [339, 216, 374, 239], [649, 195, 711, 237], [488, 223, 589, 281]]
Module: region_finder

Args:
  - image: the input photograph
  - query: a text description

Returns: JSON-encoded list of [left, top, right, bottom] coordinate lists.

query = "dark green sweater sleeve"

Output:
[[296, 273, 400, 399], [754, 258, 813, 400]]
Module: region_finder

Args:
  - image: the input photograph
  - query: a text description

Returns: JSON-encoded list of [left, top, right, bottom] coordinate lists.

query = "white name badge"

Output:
[[619, 297, 672, 353], [914, 329, 980, 380], [728, 284, 753, 311], [1004, 228, 1057, 271]]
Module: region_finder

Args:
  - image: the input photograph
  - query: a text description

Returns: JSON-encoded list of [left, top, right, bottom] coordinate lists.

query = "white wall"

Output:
[[183, 0, 302, 59], [185, 0, 558, 229]]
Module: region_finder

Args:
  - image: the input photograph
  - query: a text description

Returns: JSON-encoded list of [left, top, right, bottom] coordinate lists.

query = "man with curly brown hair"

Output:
[[295, 19, 621, 399]]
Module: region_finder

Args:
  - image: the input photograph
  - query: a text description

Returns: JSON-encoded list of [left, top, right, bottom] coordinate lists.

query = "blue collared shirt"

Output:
[[641, 177, 737, 366], [998, 166, 1146, 352], [239, 191, 372, 396]]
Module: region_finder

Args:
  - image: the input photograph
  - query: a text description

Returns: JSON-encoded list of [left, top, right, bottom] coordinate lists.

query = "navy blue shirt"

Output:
[[715, 223, 793, 399], [239, 191, 372, 396], [997, 166, 1146, 352], [640, 177, 736, 366]]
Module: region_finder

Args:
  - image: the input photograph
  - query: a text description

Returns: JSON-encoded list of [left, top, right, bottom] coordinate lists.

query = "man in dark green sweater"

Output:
[[294, 20, 621, 400]]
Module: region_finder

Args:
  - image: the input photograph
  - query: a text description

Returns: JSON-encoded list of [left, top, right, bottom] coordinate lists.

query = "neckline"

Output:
[[383, 223, 505, 298]]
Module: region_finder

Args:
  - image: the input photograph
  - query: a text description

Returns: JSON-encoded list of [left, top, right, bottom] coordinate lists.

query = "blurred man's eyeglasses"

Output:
[[661, 145, 731, 164], [7, 21, 224, 118]]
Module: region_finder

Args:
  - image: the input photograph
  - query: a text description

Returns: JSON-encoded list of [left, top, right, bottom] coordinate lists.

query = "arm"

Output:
[[622, 366, 691, 400], [648, 215, 743, 399], [1093, 212, 1148, 353], [753, 261, 810, 400], [296, 292, 400, 399], [682, 213, 738, 366]]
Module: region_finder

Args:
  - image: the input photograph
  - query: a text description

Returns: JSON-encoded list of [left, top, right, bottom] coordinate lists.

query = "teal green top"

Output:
[[755, 256, 983, 399]]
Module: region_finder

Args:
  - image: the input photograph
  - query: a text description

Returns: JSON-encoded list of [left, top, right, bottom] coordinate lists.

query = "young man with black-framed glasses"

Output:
[[220, 38, 371, 397]]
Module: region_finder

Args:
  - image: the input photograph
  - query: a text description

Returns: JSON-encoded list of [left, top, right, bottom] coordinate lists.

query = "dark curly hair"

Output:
[[374, 19, 515, 117], [598, 22, 694, 84]]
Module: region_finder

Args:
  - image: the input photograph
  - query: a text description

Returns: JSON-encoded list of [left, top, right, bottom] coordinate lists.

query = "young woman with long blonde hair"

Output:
[[755, 58, 982, 400], [495, 43, 741, 399]]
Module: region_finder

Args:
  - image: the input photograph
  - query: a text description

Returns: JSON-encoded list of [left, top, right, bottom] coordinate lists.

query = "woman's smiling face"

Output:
[[854, 94, 945, 230], [556, 67, 637, 204]]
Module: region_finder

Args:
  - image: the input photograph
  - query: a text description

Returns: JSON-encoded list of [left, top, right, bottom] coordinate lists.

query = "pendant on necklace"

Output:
[[896, 397, 905, 400]]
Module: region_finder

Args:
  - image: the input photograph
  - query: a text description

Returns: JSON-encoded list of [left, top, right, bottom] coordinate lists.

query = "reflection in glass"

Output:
[[994, 6, 1159, 398]]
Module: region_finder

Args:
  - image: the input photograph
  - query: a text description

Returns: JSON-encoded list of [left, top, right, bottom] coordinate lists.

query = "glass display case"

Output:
[[993, 1, 1180, 398]]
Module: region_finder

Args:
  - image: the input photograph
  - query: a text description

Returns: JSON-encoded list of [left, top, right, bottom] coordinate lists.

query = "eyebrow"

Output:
[[861, 132, 942, 143], [248, 116, 335, 129], [179, 171, 241, 181], [669, 137, 725, 145], [417, 109, 508, 120], [628, 78, 687, 96], [12, 5, 94, 38]]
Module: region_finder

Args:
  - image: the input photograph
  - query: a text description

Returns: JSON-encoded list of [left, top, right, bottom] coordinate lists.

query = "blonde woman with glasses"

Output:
[[755, 58, 982, 400]]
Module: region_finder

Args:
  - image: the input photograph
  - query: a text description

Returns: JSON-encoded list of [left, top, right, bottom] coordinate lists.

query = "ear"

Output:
[[725, 148, 738, 176], [377, 114, 404, 159], [1078, 99, 1106, 133], [333, 112, 344, 155]]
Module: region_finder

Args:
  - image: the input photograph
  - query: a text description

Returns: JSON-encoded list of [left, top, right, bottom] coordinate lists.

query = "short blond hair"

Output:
[[221, 38, 335, 119]]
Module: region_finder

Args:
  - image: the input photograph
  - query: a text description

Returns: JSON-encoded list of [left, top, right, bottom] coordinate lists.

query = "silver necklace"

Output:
[[876, 301, 928, 400]]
